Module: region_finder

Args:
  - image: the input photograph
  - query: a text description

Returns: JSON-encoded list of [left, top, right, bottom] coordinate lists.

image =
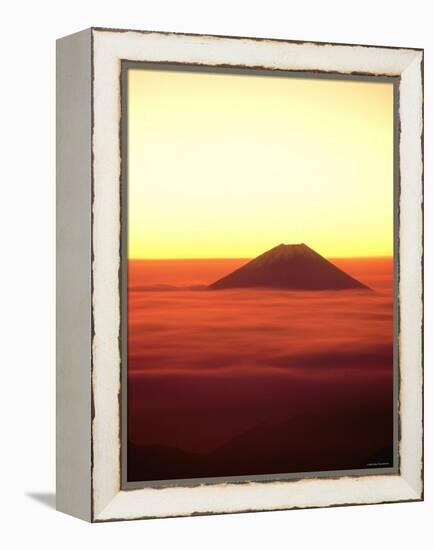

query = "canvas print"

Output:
[[124, 66, 395, 483]]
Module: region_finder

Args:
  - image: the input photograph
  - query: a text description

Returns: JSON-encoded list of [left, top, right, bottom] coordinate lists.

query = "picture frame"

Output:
[[56, 27, 423, 522]]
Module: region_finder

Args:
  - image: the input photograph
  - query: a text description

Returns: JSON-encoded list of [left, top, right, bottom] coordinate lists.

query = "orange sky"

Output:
[[127, 67, 394, 259]]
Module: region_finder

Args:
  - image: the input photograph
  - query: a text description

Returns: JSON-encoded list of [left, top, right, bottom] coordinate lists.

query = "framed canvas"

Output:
[[56, 27, 424, 522]]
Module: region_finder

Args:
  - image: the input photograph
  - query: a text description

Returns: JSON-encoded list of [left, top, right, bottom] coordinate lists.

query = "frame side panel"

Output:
[[56, 28, 92, 522], [398, 53, 424, 496]]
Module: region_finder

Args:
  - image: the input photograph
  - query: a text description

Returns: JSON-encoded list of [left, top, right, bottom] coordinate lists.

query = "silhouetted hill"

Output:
[[127, 395, 392, 482], [209, 243, 370, 290]]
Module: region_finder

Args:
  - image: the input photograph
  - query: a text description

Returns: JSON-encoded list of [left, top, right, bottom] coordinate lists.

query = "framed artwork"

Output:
[[56, 27, 423, 522]]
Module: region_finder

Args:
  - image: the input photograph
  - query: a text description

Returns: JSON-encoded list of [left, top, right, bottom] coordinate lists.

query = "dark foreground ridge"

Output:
[[209, 243, 370, 290], [128, 394, 393, 481]]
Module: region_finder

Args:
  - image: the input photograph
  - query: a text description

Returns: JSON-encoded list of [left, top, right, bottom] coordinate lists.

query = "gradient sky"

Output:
[[127, 67, 394, 259]]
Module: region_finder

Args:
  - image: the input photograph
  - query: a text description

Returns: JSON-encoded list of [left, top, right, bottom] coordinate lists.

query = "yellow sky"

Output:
[[127, 67, 394, 259]]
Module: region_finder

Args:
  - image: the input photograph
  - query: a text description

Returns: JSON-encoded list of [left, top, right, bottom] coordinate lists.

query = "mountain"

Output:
[[209, 243, 370, 290]]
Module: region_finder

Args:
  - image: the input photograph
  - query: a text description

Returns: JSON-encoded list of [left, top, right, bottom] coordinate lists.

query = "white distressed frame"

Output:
[[57, 27, 423, 522]]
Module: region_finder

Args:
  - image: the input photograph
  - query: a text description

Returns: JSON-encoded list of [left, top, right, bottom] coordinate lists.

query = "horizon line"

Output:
[[129, 254, 394, 261]]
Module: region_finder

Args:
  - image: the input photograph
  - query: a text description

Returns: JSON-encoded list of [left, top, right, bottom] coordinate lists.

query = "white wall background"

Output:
[[1, 0, 432, 547]]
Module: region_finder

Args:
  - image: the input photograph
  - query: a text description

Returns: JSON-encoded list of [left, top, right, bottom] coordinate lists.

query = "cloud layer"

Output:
[[127, 258, 394, 476]]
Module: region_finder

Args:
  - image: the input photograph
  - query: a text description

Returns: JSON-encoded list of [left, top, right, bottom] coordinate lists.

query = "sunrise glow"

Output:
[[127, 67, 394, 259]]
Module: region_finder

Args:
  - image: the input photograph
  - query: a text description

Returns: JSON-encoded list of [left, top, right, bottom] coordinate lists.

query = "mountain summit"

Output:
[[209, 244, 370, 290]]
